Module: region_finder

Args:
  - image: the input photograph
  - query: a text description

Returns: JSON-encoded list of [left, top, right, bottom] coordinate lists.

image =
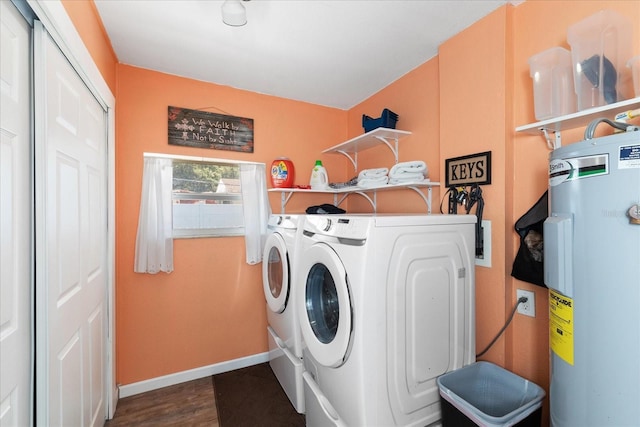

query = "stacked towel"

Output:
[[357, 167, 389, 188], [389, 176, 426, 185], [389, 160, 427, 176], [388, 161, 428, 184], [353, 163, 428, 188], [358, 168, 388, 180], [357, 175, 389, 188]]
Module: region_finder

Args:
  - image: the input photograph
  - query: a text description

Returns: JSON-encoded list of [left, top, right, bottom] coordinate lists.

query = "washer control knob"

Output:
[[628, 204, 640, 224], [323, 218, 332, 232]]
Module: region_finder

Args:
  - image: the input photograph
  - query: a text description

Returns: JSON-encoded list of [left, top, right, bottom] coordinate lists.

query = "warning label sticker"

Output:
[[619, 145, 640, 169], [549, 289, 574, 365]]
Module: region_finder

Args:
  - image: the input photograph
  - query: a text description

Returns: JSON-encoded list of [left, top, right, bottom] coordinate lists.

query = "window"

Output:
[[172, 160, 244, 238]]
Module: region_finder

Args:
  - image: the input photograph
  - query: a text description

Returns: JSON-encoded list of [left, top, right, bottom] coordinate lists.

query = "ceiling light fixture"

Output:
[[222, 0, 247, 27]]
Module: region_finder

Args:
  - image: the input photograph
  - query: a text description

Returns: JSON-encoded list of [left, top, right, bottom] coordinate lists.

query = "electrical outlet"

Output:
[[516, 289, 535, 317]]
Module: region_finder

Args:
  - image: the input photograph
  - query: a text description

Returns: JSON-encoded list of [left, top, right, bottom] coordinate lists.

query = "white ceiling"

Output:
[[94, 0, 516, 110]]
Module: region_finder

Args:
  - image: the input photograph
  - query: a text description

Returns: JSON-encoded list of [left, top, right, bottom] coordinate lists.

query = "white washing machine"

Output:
[[296, 214, 476, 427], [262, 214, 305, 413]]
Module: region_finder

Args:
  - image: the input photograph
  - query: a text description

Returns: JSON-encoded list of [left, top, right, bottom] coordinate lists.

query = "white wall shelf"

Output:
[[321, 128, 411, 170], [515, 97, 640, 149], [270, 127, 437, 213]]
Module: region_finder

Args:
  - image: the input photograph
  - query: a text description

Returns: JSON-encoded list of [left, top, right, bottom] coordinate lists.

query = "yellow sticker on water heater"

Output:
[[549, 289, 574, 365]]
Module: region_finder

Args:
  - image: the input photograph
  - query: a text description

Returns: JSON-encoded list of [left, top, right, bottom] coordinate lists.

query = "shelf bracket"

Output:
[[336, 194, 349, 207], [335, 191, 377, 212], [278, 191, 294, 214], [542, 128, 561, 150], [373, 135, 399, 164], [407, 186, 433, 213], [353, 191, 376, 212], [334, 149, 358, 171]]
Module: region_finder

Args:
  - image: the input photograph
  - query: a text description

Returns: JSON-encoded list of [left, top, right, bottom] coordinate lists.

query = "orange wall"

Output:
[[114, 65, 347, 383], [61, 0, 117, 94]]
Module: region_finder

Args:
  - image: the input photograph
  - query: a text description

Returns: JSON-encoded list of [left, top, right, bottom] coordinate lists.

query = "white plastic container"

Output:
[[309, 160, 328, 190], [628, 55, 640, 98], [528, 47, 576, 120], [567, 9, 634, 111]]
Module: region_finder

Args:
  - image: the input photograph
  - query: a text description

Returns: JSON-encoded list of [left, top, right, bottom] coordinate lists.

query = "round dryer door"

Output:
[[298, 243, 352, 368], [262, 232, 290, 313]]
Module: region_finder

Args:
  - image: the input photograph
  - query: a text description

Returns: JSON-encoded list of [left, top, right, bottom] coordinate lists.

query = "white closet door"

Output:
[[0, 2, 32, 426], [34, 21, 108, 427]]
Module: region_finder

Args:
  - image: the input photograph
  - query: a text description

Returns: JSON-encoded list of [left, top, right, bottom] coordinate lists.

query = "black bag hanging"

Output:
[[511, 191, 548, 287]]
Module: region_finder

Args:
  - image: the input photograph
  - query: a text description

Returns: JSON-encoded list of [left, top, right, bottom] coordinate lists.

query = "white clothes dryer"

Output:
[[297, 214, 476, 427], [262, 214, 305, 413]]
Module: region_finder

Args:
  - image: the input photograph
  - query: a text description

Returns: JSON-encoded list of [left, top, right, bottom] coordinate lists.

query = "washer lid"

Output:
[[262, 232, 290, 313], [298, 243, 352, 368]]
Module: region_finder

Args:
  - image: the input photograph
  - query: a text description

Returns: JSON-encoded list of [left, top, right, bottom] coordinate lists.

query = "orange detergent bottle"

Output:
[[270, 157, 295, 188]]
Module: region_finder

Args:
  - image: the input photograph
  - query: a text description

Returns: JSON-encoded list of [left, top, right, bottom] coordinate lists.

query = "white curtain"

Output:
[[134, 157, 174, 274], [240, 163, 271, 264]]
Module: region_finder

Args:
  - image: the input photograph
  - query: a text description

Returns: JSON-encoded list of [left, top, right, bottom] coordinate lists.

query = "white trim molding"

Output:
[[118, 352, 269, 398]]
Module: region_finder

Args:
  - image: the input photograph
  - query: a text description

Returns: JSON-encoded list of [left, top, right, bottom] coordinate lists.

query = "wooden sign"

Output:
[[445, 151, 491, 187], [168, 106, 254, 153]]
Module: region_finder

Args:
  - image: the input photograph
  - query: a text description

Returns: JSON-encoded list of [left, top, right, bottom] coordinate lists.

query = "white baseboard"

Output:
[[118, 352, 269, 398]]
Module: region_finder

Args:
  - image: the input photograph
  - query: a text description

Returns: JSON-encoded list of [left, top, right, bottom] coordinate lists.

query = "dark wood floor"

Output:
[[104, 363, 304, 426], [105, 376, 219, 426]]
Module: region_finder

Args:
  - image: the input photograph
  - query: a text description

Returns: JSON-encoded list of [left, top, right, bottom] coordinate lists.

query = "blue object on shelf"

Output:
[[362, 108, 399, 132]]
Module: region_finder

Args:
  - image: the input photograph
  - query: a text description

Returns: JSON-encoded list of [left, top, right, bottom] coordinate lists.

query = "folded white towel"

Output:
[[394, 160, 427, 170], [358, 168, 389, 180], [389, 161, 428, 178], [389, 172, 424, 181], [389, 176, 428, 185], [357, 176, 389, 188]]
